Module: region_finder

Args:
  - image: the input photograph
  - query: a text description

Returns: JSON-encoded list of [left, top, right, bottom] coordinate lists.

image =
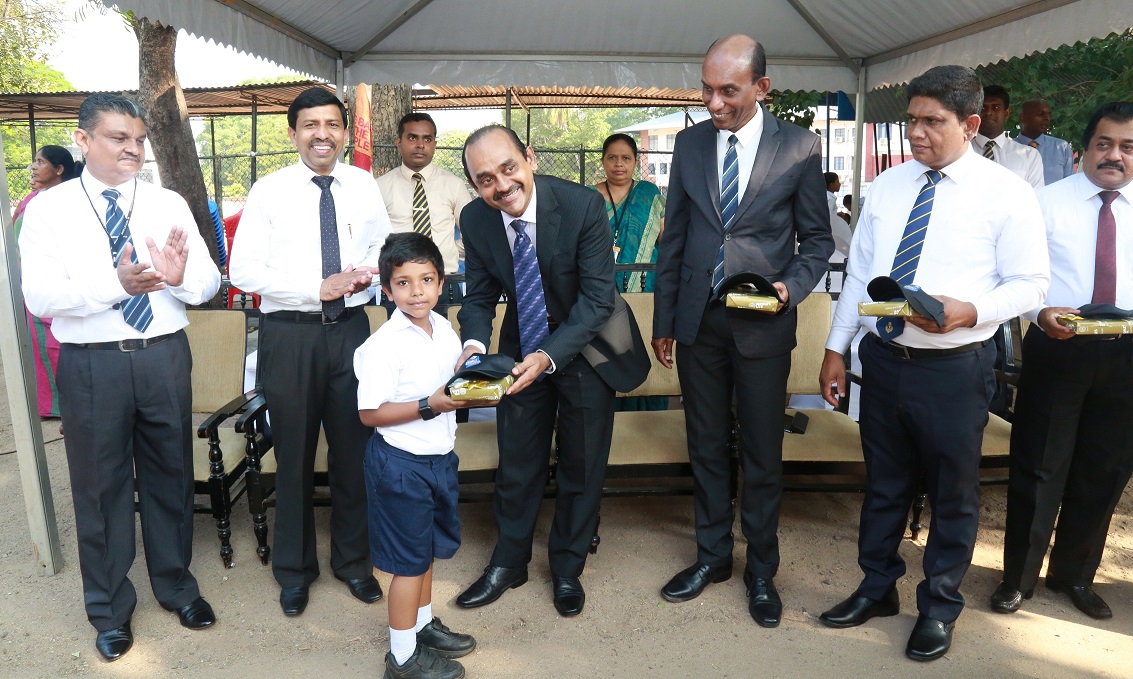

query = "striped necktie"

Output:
[[983, 140, 996, 161], [878, 170, 943, 340], [412, 172, 432, 238], [102, 189, 153, 332], [511, 219, 549, 357], [712, 134, 739, 294]]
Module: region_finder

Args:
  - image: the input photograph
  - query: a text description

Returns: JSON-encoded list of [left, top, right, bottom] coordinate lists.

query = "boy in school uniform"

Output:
[[354, 232, 483, 679]]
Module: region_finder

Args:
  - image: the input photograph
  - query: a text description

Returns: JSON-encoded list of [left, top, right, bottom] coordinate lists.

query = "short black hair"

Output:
[[706, 35, 767, 82], [983, 84, 1010, 108], [398, 112, 436, 137], [906, 65, 983, 121], [1081, 102, 1133, 149], [78, 93, 146, 133], [823, 171, 839, 186], [38, 145, 80, 181], [287, 87, 347, 130], [378, 232, 445, 290], [602, 133, 638, 157], [461, 124, 526, 181]]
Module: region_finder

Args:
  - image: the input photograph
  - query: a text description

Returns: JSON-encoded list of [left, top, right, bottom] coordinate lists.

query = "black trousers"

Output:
[[259, 310, 372, 588], [1003, 330, 1133, 590], [856, 334, 996, 623], [490, 356, 615, 578], [57, 331, 200, 632], [677, 304, 791, 578]]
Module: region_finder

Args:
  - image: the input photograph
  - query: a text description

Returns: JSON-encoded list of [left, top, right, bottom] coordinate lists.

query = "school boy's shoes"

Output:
[[416, 617, 476, 658], [384, 645, 465, 679]]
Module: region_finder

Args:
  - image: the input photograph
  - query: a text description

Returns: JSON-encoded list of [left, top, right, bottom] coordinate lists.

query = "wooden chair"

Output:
[[182, 309, 268, 568], [241, 305, 388, 565]]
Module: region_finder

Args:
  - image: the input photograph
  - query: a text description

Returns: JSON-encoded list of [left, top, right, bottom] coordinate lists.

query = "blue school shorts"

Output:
[[363, 433, 461, 577]]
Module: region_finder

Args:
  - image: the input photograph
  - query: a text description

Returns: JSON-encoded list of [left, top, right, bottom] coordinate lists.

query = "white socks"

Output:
[[391, 604, 433, 665], [414, 603, 433, 632]]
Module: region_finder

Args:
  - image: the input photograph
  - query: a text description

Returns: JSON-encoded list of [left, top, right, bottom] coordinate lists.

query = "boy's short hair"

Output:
[[378, 232, 445, 288]]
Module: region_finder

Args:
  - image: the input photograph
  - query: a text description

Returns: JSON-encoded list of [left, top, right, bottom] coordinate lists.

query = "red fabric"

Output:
[[1091, 191, 1119, 305]]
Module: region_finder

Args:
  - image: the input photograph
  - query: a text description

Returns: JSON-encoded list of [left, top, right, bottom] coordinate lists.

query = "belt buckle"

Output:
[[117, 338, 143, 352], [892, 343, 912, 359], [321, 309, 343, 325]]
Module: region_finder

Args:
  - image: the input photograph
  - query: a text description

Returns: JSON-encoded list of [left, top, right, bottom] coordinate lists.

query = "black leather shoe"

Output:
[[417, 617, 476, 659], [455, 565, 528, 608], [95, 622, 133, 662], [1047, 579, 1112, 619], [744, 572, 783, 628], [819, 588, 899, 628], [552, 575, 586, 617], [660, 561, 733, 603], [336, 574, 384, 603], [280, 586, 310, 616], [989, 582, 1032, 614], [174, 597, 216, 629], [905, 614, 954, 662]]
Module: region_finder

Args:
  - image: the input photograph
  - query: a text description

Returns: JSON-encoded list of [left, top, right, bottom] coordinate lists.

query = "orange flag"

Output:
[[352, 84, 372, 171]]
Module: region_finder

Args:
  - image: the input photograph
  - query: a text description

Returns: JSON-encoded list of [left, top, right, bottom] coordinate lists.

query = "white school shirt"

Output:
[[972, 132, 1044, 189]]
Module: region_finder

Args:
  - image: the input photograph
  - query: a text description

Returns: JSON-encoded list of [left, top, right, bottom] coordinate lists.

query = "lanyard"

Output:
[[81, 176, 138, 264]]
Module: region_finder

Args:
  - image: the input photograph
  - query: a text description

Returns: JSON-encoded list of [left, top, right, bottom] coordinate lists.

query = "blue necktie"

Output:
[[312, 175, 345, 321], [712, 134, 739, 294], [511, 219, 549, 357], [878, 170, 943, 340], [102, 189, 153, 333]]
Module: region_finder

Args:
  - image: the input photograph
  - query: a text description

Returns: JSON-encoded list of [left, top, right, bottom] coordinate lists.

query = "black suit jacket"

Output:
[[457, 174, 650, 393], [654, 108, 834, 358]]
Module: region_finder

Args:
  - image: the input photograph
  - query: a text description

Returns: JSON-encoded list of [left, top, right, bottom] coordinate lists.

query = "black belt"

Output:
[[69, 331, 179, 353], [875, 336, 990, 360], [265, 305, 362, 325]]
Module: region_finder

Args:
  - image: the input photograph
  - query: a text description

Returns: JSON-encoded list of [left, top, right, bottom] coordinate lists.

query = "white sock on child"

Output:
[[390, 627, 416, 665], [414, 603, 433, 633]]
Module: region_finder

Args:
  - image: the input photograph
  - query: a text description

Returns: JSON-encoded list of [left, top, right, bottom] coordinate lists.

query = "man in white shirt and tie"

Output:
[[1014, 98, 1076, 185], [230, 87, 392, 617], [817, 66, 1049, 662], [19, 93, 222, 662], [972, 84, 1044, 189], [991, 102, 1133, 622]]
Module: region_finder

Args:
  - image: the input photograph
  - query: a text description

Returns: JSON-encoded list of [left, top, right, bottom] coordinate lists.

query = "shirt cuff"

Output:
[[537, 349, 557, 374], [463, 340, 486, 354]]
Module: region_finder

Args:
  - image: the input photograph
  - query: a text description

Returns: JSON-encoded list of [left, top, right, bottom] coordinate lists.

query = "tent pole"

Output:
[[28, 105, 37, 156], [0, 139, 63, 575], [505, 87, 513, 130], [851, 65, 866, 229]]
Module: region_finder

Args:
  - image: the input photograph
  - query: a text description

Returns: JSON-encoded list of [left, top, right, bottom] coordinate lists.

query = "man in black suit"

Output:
[[453, 125, 650, 617], [652, 34, 833, 628]]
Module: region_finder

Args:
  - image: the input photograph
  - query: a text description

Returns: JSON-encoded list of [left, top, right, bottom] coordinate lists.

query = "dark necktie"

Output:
[[412, 173, 432, 238], [102, 188, 153, 332], [712, 134, 739, 294], [1092, 190, 1120, 304], [312, 175, 345, 321], [511, 219, 549, 357], [983, 140, 996, 161], [878, 170, 944, 340], [1027, 139, 1040, 149]]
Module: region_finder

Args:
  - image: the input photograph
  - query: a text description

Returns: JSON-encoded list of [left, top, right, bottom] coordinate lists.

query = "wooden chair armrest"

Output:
[[197, 389, 264, 439]]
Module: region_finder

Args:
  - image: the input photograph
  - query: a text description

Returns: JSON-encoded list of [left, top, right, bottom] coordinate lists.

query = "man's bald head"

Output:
[[706, 34, 766, 83]]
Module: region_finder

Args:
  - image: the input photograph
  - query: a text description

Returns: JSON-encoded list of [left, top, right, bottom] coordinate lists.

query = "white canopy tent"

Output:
[[5, 0, 1131, 573]]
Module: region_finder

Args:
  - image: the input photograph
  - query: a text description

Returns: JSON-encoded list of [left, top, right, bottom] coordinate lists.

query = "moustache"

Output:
[[493, 184, 522, 201], [1097, 161, 1125, 172]]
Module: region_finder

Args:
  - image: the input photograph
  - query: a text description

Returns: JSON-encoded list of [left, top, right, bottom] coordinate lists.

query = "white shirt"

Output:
[[1015, 133, 1076, 186], [375, 163, 472, 274], [354, 308, 461, 455], [827, 147, 1049, 352], [229, 161, 392, 313], [717, 106, 764, 202], [19, 169, 222, 343], [972, 132, 1044, 189], [1029, 173, 1133, 320]]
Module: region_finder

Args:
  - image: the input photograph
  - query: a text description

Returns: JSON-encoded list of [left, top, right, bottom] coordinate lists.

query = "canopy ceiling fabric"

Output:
[[110, 0, 1129, 93]]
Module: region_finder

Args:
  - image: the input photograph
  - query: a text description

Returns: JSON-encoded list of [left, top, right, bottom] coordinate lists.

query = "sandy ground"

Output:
[[2, 359, 1132, 679]]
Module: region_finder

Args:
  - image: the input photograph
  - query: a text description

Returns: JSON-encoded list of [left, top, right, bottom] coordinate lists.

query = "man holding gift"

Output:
[[990, 102, 1133, 621], [818, 65, 1048, 661]]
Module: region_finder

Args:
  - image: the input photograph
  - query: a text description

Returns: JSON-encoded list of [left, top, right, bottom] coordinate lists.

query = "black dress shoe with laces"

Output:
[[1047, 579, 1112, 619], [280, 586, 310, 616], [336, 574, 384, 603], [416, 617, 476, 658], [95, 622, 133, 662], [173, 597, 216, 629], [989, 582, 1032, 614], [820, 588, 900, 628], [552, 575, 586, 617], [455, 565, 528, 608], [660, 561, 733, 603], [744, 571, 783, 628], [905, 614, 954, 662]]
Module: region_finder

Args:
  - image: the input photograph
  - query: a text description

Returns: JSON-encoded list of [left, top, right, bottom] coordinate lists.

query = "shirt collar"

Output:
[[81, 167, 137, 203], [297, 160, 344, 185], [909, 145, 980, 186], [397, 163, 435, 181], [500, 182, 538, 231], [974, 131, 1011, 147], [388, 306, 436, 335], [1074, 171, 1133, 204], [719, 104, 764, 148]]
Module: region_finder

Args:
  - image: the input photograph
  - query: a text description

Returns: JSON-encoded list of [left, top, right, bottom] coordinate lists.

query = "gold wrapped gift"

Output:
[[725, 291, 780, 312], [1056, 314, 1133, 335], [447, 375, 514, 401], [858, 301, 917, 317]]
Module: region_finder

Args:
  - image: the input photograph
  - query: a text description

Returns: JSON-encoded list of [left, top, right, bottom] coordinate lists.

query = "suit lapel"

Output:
[[735, 109, 781, 223], [534, 175, 560, 277], [481, 201, 516, 294], [700, 123, 724, 229]]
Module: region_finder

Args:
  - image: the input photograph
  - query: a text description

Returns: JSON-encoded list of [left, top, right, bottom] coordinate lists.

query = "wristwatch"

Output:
[[418, 397, 437, 421]]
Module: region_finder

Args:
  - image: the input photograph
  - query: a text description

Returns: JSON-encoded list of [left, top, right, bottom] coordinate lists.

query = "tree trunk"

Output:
[[369, 83, 411, 178], [134, 17, 223, 306]]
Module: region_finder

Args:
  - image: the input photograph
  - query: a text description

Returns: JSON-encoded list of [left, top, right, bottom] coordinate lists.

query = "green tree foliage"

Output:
[[0, 0, 65, 92], [2, 60, 72, 203]]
